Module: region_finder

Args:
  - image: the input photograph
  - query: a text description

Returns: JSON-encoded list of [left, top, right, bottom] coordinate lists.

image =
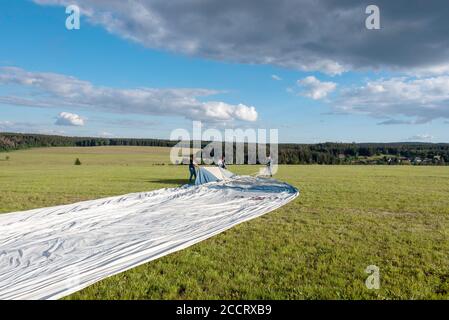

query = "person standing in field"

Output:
[[267, 155, 273, 177], [217, 155, 227, 169], [188, 155, 198, 183]]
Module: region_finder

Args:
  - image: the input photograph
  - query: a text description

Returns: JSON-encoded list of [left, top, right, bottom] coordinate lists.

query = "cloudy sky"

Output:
[[0, 0, 448, 142]]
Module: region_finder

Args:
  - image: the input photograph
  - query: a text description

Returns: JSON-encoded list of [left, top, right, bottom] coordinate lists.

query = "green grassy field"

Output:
[[1, 147, 449, 299]]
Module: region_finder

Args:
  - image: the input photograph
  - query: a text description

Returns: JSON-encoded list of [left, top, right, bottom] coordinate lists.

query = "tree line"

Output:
[[1, 132, 448, 165], [278, 142, 448, 165]]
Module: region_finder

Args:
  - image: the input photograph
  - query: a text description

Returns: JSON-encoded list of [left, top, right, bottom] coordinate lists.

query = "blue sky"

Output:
[[1, 0, 448, 143]]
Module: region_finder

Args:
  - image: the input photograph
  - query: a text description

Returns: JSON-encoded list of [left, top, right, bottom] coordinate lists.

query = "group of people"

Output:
[[188, 155, 227, 183], [188, 155, 272, 183]]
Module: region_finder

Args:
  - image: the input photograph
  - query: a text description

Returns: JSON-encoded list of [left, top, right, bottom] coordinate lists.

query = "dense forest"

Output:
[[1, 132, 448, 165]]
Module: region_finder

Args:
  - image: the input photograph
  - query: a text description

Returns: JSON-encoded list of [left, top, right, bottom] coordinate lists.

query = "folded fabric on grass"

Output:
[[0, 176, 298, 300], [195, 166, 235, 185]]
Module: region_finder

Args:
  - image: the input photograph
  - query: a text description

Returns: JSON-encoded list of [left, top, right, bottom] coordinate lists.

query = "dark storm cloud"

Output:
[[34, 0, 449, 74]]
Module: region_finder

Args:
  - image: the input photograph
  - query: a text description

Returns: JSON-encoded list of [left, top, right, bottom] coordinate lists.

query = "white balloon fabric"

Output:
[[195, 166, 235, 185], [0, 175, 298, 300]]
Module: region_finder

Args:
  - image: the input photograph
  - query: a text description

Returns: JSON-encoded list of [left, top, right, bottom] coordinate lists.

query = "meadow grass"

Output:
[[1, 147, 449, 299]]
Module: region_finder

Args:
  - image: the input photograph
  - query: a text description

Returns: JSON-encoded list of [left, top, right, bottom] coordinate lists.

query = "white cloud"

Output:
[[296, 60, 345, 77], [377, 119, 412, 125], [55, 112, 85, 126], [0, 120, 65, 135], [0, 120, 37, 131], [409, 134, 433, 142], [0, 67, 257, 123], [98, 131, 115, 138], [200, 101, 258, 122], [297, 76, 336, 100], [36, 128, 66, 135], [335, 76, 449, 123], [0, 121, 14, 128], [407, 63, 449, 77], [271, 75, 282, 81]]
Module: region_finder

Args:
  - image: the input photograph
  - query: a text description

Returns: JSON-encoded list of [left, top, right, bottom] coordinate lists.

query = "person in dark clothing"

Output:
[[188, 155, 198, 183], [267, 155, 273, 177]]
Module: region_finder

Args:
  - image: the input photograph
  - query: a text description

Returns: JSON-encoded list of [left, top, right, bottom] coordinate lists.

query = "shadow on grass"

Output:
[[147, 179, 190, 185]]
